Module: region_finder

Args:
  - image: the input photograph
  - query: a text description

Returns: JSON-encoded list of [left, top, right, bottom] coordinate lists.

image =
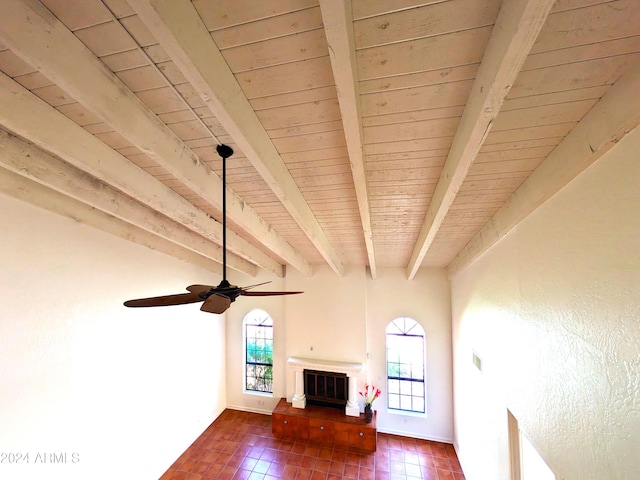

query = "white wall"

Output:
[[451, 130, 640, 479], [225, 264, 367, 414], [226, 263, 454, 442], [285, 264, 368, 364], [224, 268, 288, 414], [367, 267, 453, 442], [0, 194, 227, 480]]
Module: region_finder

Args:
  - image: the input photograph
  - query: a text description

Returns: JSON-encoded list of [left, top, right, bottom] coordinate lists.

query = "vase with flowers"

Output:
[[359, 384, 381, 423]]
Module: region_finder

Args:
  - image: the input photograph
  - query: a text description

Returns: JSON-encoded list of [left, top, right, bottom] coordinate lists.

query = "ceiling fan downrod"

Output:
[[216, 144, 233, 286]]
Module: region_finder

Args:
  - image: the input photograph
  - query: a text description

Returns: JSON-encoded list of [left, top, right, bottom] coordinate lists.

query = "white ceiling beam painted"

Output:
[[405, 0, 556, 279], [319, 0, 377, 279], [0, 71, 277, 277], [448, 61, 640, 277], [0, 129, 259, 277], [0, 166, 227, 275], [0, 0, 633, 277], [127, 0, 345, 276], [0, 0, 310, 276]]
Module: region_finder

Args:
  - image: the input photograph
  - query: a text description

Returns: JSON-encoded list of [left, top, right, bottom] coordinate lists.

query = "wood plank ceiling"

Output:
[[0, 0, 639, 280]]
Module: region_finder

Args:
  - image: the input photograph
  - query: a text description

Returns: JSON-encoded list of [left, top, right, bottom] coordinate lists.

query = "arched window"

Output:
[[243, 309, 273, 394], [386, 317, 426, 413]]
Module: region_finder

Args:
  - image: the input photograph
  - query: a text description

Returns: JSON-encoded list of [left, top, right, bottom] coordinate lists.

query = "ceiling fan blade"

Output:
[[200, 293, 231, 314], [241, 281, 272, 290], [241, 291, 303, 296], [186, 284, 214, 293], [124, 291, 204, 308]]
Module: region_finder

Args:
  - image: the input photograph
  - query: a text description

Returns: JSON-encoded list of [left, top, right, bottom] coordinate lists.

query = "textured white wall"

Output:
[[0, 194, 227, 480], [451, 130, 640, 479]]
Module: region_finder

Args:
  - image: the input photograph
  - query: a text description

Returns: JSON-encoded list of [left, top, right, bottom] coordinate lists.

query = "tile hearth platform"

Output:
[[273, 398, 377, 453]]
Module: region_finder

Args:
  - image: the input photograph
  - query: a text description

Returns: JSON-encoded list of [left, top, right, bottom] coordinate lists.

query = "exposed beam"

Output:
[[405, 0, 555, 279], [0, 129, 258, 276], [319, 0, 377, 279], [448, 62, 640, 277], [0, 167, 226, 275], [0, 0, 311, 276], [127, 0, 344, 276], [0, 71, 280, 277]]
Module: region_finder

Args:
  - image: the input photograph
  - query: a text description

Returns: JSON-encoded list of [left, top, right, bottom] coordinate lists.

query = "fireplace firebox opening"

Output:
[[304, 369, 348, 409]]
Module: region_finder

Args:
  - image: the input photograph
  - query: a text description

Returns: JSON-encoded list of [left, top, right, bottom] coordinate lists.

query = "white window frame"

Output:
[[386, 317, 427, 415], [243, 308, 274, 396]]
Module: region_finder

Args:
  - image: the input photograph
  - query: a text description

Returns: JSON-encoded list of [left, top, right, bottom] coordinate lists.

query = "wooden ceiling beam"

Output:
[[319, 0, 377, 279], [0, 167, 227, 276], [127, 0, 344, 276], [448, 62, 640, 277], [405, 0, 556, 279], [0, 129, 258, 277], [0, 0, 310, 276], [0, 71, 279, 277]]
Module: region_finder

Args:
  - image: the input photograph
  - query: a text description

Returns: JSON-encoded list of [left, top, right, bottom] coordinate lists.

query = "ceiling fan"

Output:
[[124, 144, 302, 314]]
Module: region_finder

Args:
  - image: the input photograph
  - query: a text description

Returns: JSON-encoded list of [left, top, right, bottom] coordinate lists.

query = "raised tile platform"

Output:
[[272, 398, 376, 453]]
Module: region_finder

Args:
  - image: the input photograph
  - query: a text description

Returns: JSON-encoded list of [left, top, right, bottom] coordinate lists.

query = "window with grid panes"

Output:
[[386, 317, 426, 413], [244, 309, 273, 393]]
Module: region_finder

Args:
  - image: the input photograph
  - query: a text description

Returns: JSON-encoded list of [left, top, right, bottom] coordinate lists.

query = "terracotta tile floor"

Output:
[[160, 409, 465, 480]]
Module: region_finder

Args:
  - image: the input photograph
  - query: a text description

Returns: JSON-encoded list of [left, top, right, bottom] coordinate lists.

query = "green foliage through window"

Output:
[[244, 309, 273, 393]]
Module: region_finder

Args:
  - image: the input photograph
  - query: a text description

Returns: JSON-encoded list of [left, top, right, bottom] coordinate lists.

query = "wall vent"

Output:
[[472, 351, 483, 372]]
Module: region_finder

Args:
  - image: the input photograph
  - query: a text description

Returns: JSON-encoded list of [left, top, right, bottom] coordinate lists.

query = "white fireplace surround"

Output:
[[287, 357, 363, 417]]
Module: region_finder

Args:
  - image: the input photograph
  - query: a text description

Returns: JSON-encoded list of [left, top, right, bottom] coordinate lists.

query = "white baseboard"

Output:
[[213, 405, 227, 419], [225, 404, 273, 416], [377, 426, 453, 445]]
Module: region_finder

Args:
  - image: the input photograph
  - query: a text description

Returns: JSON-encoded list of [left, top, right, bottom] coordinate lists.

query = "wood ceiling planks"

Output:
[[0, 0, 638, 277], [193, 0, 365, 266], [433, 0, 640, 273]]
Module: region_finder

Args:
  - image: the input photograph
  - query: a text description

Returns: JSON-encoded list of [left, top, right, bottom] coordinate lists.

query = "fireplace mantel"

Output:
[[287, 357, 363, 417], [287, 357, 363, 376]]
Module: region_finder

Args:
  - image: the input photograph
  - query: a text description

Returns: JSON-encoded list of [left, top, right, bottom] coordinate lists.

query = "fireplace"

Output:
[[304, 369, 347, 409], [287, 357, 363, 417]]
